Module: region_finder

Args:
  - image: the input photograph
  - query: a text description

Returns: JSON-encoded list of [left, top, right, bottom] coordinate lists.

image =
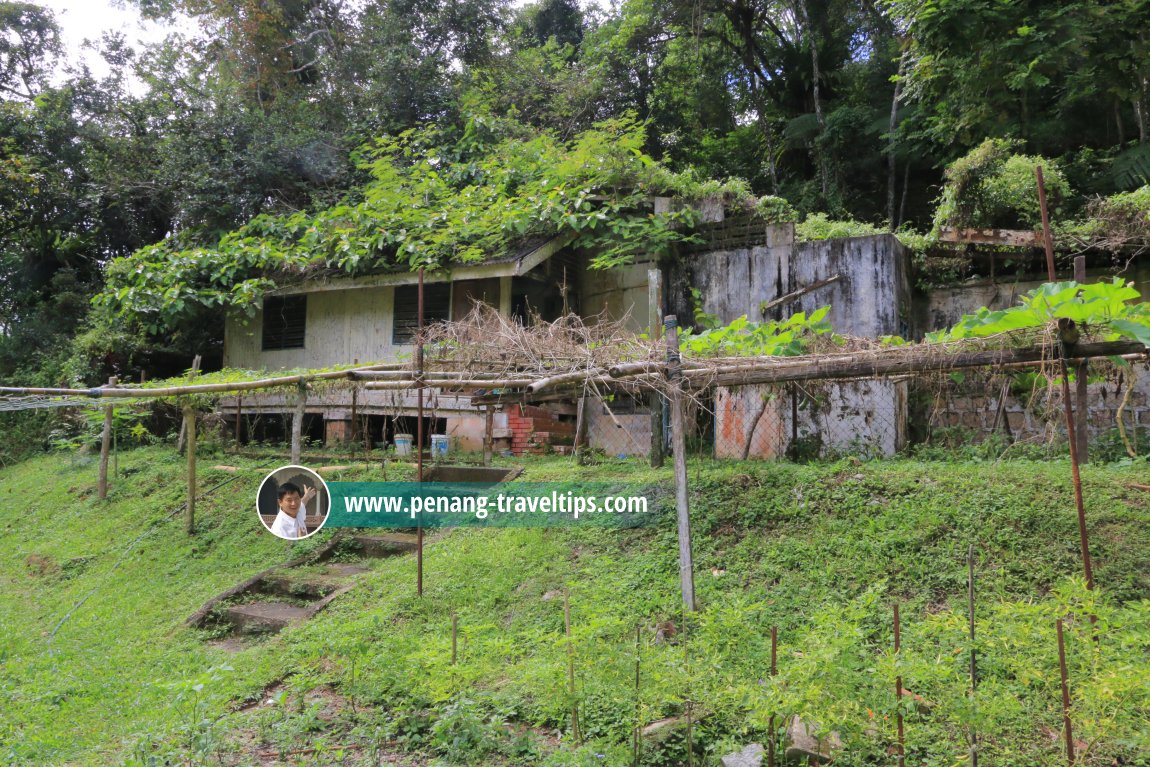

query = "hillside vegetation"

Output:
[[1, 448, 1149, 766]]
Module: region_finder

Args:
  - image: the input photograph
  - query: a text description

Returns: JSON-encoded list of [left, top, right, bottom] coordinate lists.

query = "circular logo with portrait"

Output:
[[256, 465, 331, 540]]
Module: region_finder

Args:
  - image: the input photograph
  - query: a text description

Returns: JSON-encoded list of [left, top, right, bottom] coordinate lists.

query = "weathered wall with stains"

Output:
[[714, 380, 908, 459], [579, 253, 658, 334], [687, 232, 911, 338], [686, 233, 912, 457]]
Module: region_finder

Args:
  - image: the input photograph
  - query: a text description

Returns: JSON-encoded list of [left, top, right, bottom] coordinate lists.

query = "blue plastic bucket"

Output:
[[394, 433, 413, 456], [431, 434, 449, 459]]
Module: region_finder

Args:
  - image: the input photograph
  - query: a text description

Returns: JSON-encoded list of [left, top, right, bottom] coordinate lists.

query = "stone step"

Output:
[[352, 533, 420, 558], [224, 601, 313, 634], [256, 573, 340, 601], [323, 563, 372, 577]]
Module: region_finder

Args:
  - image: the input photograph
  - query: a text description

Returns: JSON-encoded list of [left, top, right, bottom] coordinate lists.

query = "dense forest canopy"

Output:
[[1, 0, 1149, 393]]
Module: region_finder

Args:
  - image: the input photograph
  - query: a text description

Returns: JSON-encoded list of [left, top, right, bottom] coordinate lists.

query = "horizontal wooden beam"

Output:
[[938, 227, 1043, 248]]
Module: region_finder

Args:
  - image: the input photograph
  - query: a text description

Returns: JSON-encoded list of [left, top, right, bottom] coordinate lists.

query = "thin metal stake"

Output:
[[1056, 618, 1076, 766], [968, 545, 978, 767], [768, 625, 778, 767], [894, 602, 905, 767], [451, 613, 458, 665], [1073, 255, 1089, 463], [684, 609, 694, 767], [417, 267, 424, 597], [1037, 168, 1095, 591], [633, 624, 642, 767], [564, 592, 581, 743]]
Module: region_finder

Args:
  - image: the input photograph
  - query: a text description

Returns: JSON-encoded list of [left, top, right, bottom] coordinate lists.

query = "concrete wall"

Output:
[[579, 253, 658, 334], [686, 231, 910, 338], [225, 285, 405, 370], [585, 405, 653, 458], [715, 380, 908, 459], [224, 277, 511, 370], [686, 233, 911, 458]]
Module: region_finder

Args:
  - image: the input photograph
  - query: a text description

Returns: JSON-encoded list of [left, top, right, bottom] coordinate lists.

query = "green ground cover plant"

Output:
[[1, 448, 1148, 766]]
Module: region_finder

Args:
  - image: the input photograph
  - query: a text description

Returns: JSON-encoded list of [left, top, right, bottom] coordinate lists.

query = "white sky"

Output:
[[37, 0, 610, 83], [36, 1, 175, 79]]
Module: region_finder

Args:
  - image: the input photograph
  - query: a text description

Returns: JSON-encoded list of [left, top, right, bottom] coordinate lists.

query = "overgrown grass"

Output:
[[2, 448, 1148, 766]]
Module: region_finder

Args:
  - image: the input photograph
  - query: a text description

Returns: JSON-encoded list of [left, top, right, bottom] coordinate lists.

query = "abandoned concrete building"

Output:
[[219, 206, 1150, 459]]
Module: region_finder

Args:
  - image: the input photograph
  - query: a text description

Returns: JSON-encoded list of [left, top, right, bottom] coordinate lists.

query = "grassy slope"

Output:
[[1, 448, 1148, 766]]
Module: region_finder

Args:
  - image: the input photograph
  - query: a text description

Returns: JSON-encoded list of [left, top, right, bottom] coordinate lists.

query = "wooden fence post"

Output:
[[234, 394, 243, 446], [98, 376, 117, 499], [648, 269, 664, 468], [665, 316, 696, 612], [483, 405, 494, 466], [291, 380, 307, 465], [184, 402, 197, 535], [176, 355, 201, 454]]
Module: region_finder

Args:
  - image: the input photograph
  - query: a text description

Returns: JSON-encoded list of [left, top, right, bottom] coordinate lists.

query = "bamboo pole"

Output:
[[2, 343, 1143, 400], [694, 340, 1146, 388], [98, 376, 117, 500], [0, 362, 401, 399], [665, 316, 696, 612], [364, 378, 536, 390], [527, 367, 609, 393]]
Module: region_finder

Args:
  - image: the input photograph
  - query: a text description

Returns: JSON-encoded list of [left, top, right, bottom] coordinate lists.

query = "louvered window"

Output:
[[393, 283, 450, 344], [262, 295, 307, 350]]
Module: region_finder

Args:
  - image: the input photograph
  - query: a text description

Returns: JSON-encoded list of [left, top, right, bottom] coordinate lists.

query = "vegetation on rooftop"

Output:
[[96, 115, 764, 335]]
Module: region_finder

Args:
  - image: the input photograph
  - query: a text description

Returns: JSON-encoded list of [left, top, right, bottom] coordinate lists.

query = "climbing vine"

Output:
[[926, 279, 1150, 346], [96, 114, 768, 334]]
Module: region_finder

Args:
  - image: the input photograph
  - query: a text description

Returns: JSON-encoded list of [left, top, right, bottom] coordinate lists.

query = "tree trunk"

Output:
[[898, 162, 911, 230], [796, 0, 829, 199], [887, 51, 909, 229], [1137, 77, 1149, 144], [754, 82, 780, 194]]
